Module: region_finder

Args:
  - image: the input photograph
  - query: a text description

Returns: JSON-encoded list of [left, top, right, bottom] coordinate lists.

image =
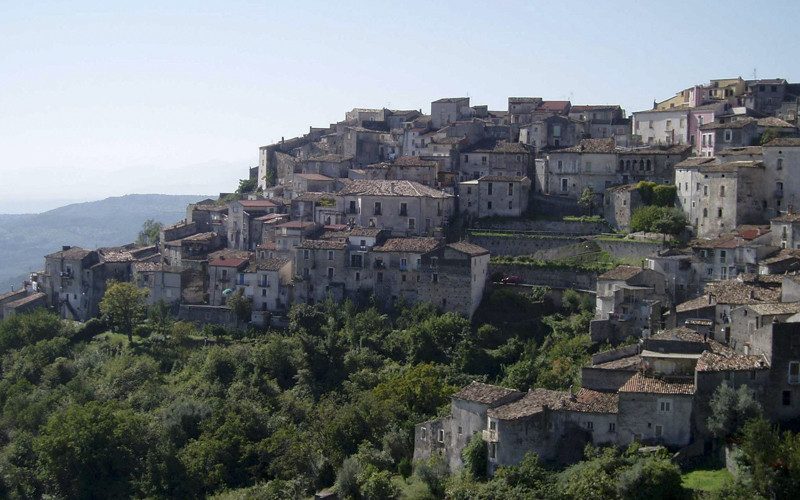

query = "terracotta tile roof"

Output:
[[605, 183, 640, 192], [696, 351, 769, 372], [617, 144, 692, 156], [238, 199, 278, 209], [619, 373, 694, 395], [598, 265, 644, 281], [4, 292, 46, 309], [373, 237, 442, 253], [257, 242, 276, 250], [0, 289, 26, 302], [676, 281, 781, 312], [757, 117, 795, 128], [479, 175, 529, 182], [182, 232, 216, 242], [255, 213, 288, 222], [487, 389, 566, 419], [717, 146, 763, 156], [649, 327, 733, 355], [765, 138, 800, 147], [209, 257, 249, 268], [45, 246, 93, 260], [447, 241, 490, 256], [277, 221, 317, 229], [771, 212, 800, 222], [559, 138, 617, 154], [338, 180, 453, 198], [133, 262, 184, 273], [207, 249, 254, 262], [700, 117, 757, 130], [536, 100, 571, 112], [509, 97, 541, 103], [561, 389, 619, 414], [393, 156, 439, 167], [760, 248, 800, 265], [675, 157, 716, 168], [736, 273, 785, 285], [296, 173, 334, 181], [293, 192, 331, 202], [431, 136, 465, 145], [462, 139, 530, 154], [571, 105, 621, 112], [699, 161, 763, 173], [433, 97, 469, 103], [244, 258, 291, 272], [303, 154, 353, 163], [452, 381, 522, 405], [350, 227, 384, 237], [296, 240, 347, 250], [593, 354, 641, 371], [746, 302, 800, 316]]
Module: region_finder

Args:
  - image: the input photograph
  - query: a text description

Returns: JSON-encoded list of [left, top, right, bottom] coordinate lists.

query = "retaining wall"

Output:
[[489, 263, 596, 291]]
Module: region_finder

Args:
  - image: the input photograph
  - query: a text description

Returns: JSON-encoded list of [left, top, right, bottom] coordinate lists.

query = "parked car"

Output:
[[501, 276, 520, 284]]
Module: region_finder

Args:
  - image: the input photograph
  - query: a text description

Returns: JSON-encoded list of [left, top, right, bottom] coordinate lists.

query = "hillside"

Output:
[[0, 194, 211, 291]]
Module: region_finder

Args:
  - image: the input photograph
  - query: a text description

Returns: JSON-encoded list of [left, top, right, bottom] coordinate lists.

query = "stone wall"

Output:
[[489, 263, 596, 291], [470, 234, 584, 257], [595, 239, 666, 260], [530, 194, 590, 217], [474, 219, 609, 235]]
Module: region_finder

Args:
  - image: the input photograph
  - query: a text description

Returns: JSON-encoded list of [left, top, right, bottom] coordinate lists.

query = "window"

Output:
[[431, 257, 437, 267], [553, 125, 561, 137], [783, 391, 791, 406], [680, 118, 685, 128], [655, 425, 663, 437], [487, 182, 493, 195], [408, 218, 416, 229], [432, 273, 439, 283], [659, 400, 672, 413], [261, 289, 266, 297], [464, 155, 468, 163], [690, 134, 695, 145], [481, 156, 487, 165], [487, 201, 492, 210], [351, 254, 363, 268], [699, 116, 704, 126], [609, 423, 616, 433], [508, 183, 514, 195], [221, 269, 228, 280], [719, 250, 727, 263], [421, 427, 427, 440], [724, 130, 732, 142], [373, 202, 382, 215], [586, 421, 594, 431], [399, 202, 408, 216], [327, 267, 334, 278], [327, 250, 334, 260], [458, 426, 463, 435], [720, 186, 725, 197], [508, 201, 513, 209], [489, 443, 497, 459], [355, 272, 361, 281], [718, 208, 723, 218], [585, 162, 592, 172], [438, 429, 444, 443], [666, 119, 672, 130], [401, 274, 406, 282], [377, 272, 383, 283], [703, 185, 708, 196], [561, 178, 569, 192], [696, 183, 700, 192], [304, 250, 310, 260], [790, 362, 800, 384]]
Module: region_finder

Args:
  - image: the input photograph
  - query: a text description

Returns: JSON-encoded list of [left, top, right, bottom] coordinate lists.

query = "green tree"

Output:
[[462, 433, 487, 478], [578, 187, 597, 216], [136, 218, 163, 246], [236, 178, 258, 195], [616, 458, 687, 500], [758, 128, 781, 146], [652, 184, 677, 207], [263, 167, 277, 188], [707, 383, 763, 438], [630, 205, 687, 235], [227, 290, 252, 324], [34, 401, 148, 499], [99, 280, 148, 342]]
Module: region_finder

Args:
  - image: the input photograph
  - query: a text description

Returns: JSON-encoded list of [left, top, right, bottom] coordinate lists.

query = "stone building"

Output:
[[431, 97, 471, 128], [208, 257, 251, 306], [417, 241, 489, 319], [459, 139, 532, 182], [294, 239, 348, 305], [518, 115, 585, 152], [546, 138, 618, 197], [227, 199, 281, 251], [568, 105, 630, 139], [675, 160, 765, 238], [293, 173, 336, 194], [363, 156, 439, 186], [132, 262, 205, 307], [771, 210, 800, 249], [603, 183, 644, 232], [458, 175, 531, 219], [337, 180, 455, 236], [300, 154, 353, 178]]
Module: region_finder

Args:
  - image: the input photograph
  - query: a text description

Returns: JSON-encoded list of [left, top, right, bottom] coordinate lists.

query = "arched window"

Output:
[[646, 159, 652, 170], [626, 160, 631, 170], [619, 160, 625, 171], [632, 160, 638, 171]]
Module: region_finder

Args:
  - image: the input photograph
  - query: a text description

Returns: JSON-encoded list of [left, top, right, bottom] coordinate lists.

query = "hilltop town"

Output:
[[5, 75, 800, 485]]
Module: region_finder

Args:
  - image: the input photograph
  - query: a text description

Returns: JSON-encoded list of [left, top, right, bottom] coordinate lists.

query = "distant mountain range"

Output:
[[0, 194, 211, 293]]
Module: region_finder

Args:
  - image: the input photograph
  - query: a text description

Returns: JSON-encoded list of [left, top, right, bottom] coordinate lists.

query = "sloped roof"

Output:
[[296, 240, 347, 250], [373, 237, 442, 253], [619, 373, 694, 395], [452, 381, 521, 405], [717, 146, 763, 156], [338, 180, 452, 198], [447, 241, 489, 256], [559, 138, 617, 154], [696, 351, 769, 372], [209, 257, 249, 268], [4, 292, 46, 309], [45, 247, 93, 260], [487, 389, 566, 419], [462, 139, 529, 154], [765, 138, 800, 147], [244, 258, 291, 272]]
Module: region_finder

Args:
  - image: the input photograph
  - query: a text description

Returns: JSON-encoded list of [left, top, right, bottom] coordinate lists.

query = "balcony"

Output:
[[258, 281, 270, 288], [482, 429, 498, 442], [399, 265, 408, 271]]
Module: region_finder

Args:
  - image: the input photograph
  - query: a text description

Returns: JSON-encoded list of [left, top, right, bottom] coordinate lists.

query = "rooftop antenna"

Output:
[[752, 68, 757, 80]]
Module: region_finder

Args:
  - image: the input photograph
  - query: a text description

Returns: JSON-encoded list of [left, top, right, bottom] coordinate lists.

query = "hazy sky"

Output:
[[2, 0, 799, 213]]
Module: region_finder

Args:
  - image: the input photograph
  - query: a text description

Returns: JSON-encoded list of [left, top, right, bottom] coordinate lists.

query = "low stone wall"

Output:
[[489, 264, 596, 291], [470, 234, 583, 257], [474, 219, 608, 235], [595, 239, 666, 261], [531, 194, 589, 217]]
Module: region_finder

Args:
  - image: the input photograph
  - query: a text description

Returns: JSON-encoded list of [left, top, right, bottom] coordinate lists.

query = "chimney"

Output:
[[569, 385, 576, 401], [707, 292, 713, 305], [220, 255, 226, 260], [62, 245, 71, 251]]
